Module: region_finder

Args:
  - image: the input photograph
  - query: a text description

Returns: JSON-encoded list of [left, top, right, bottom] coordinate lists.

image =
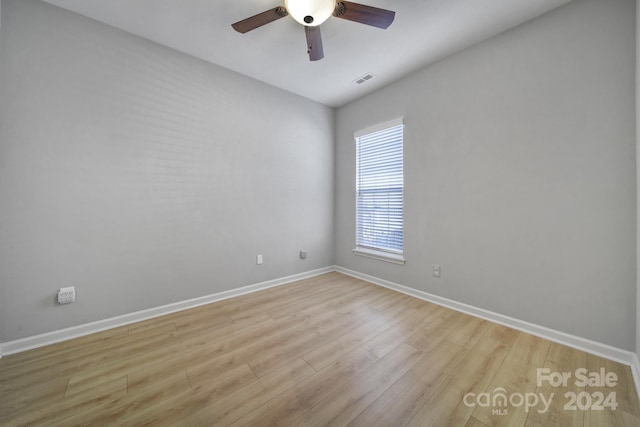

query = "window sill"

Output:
[[353, 247, 406, 265]]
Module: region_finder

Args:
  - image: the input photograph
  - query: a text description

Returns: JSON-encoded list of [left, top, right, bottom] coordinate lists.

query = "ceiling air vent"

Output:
[[353, 73, 374, 85]]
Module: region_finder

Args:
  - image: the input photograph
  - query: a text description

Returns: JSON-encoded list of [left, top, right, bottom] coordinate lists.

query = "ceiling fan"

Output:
[[231, 0, 395, 61]]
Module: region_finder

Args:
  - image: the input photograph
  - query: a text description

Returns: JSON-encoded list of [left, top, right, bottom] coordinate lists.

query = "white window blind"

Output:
[[355, 120, 404, 257]]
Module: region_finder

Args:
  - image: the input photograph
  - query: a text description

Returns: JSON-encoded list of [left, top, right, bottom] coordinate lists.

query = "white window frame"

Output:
[[353, 118, 405, 265]]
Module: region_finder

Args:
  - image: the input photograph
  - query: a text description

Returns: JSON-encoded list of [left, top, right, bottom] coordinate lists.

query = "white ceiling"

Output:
[[42, 0, 572, 107]]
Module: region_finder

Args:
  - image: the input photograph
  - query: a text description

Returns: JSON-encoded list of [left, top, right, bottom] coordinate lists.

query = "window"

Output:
[[354, 118, 405, 265]]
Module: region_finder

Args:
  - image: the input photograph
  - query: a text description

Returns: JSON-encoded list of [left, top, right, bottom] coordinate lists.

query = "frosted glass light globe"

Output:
[[285, 0, 336, 26]]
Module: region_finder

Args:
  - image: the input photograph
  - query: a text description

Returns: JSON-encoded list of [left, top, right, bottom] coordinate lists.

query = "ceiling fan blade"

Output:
[[305, 26, 324, 61], [232, 6, 288, 33], [333, 1, 395, 29]]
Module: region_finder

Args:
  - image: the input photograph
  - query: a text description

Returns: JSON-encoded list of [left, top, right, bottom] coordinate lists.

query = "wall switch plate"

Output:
[[433, 264, 441, 278], [256, 254, 263, 265], [58, 286, 76, 304], [300, 250, 307, 259]]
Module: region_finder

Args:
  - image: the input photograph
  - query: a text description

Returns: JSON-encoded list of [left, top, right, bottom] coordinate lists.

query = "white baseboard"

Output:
[[335, 266, 639, 369], [0, 266, 334, 358]]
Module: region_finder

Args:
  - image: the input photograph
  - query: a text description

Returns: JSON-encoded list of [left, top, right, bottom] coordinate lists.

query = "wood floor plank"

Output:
[[229, 346, 380, 427], [56, 311, 275, 395], [526, 342, 587, 427], [481, 323, 520, 346], [368, 288, 411, 312], [0, 375, 127, 426], [301, 315, 399, 371], [225, 273, 357, 321], [50, 370, 192, 427], [361, 306, 436, 357], [347, 339, 467, 427], [0, 325, 130, 376], [288, 343, 425, 426], [115, 362, 266, 426], [1, 272, 639, 426], [174, 358, 316, 427], [445, 315, 491, 349], [0, 322, 180, 387], [128, 367, 192, 395], [472, 355, 543, 426], [0, 376, 68, 420], [404, 333, 512, 427], [472, 333, 551, 427], [213, 312, 352, 379], [583, 353, 640, 427], [466, 416, 491, 427], [246, 306, 380, 377], [158, 309, 233, 332], [265, 281, 372, 321], [406, 309, 492, 355], [505, 332, 550, 368], [404, 309, 458, 354], [270, 283, 386, 330]]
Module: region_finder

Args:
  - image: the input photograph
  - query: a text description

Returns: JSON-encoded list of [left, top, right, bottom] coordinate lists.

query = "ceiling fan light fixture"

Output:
[[285, 0, 336, 26]]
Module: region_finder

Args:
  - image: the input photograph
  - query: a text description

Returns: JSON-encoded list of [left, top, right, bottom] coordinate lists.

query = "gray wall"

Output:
[[0, 0, 335, 342], [335, 0, 636, 350], [0, 0, 636, 353]]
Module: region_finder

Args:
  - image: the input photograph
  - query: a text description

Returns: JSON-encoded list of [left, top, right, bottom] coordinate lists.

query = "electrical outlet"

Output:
[[256, 254, 263, 265], [58, 286, 76, 304], [300, 250, 307, 259], [433, 264, 441, 278]]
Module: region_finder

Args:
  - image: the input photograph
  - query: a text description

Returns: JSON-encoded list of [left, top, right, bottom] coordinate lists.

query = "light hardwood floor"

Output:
[[1, 272, 639, 426]]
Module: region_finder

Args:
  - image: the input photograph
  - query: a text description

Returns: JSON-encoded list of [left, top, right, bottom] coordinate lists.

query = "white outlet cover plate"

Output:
[[58, 286, 76, 304]]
